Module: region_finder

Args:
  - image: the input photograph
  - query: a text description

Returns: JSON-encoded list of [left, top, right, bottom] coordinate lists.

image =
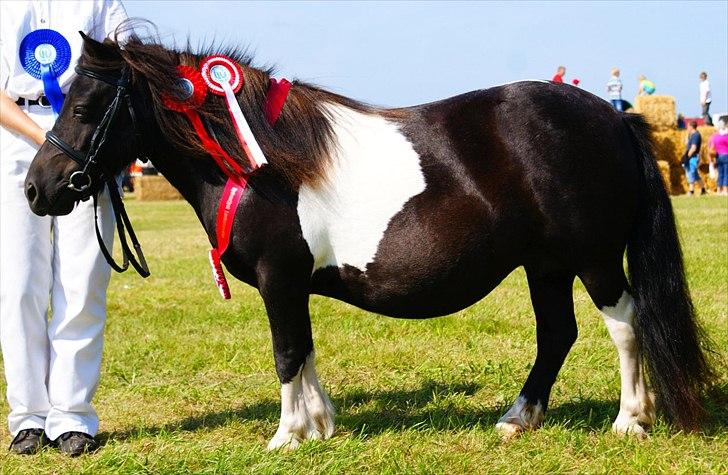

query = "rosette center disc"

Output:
[[34, 44, 57, 65], [210, 65, 232, 84], [177, 78, 195, 100]]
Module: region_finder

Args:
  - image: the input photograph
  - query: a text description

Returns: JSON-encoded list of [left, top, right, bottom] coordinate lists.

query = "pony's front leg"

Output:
[[259, 275, 335, 450]]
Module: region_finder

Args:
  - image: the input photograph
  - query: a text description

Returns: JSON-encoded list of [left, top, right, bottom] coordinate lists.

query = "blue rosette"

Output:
[[19, 29, 72, 115]]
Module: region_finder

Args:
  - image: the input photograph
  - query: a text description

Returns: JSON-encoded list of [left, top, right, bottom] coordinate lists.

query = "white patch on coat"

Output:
[[600, 291, 655, 438], [297, 104, 427, 272], [495, 395, 545, 439], [267, 352, 335, 450]]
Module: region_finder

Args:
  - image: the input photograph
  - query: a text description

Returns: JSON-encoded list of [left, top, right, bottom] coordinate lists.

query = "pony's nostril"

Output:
[[25, 182, 38, 204]]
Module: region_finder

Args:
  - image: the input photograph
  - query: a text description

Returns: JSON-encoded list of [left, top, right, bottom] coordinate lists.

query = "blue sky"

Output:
[[124, 1, 727, 117]]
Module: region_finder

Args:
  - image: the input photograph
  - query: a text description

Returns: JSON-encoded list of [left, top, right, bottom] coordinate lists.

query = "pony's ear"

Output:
[[79, 31, 122, 61]]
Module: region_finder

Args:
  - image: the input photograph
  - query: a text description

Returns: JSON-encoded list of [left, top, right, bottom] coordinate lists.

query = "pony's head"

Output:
[[25, 33, 161, 215]]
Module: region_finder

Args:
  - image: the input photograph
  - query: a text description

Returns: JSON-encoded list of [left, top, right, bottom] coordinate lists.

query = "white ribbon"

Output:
[[218, 79, 268, 169]]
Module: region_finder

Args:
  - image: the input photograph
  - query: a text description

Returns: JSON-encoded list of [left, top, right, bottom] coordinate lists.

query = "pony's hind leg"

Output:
[[580, 266, 655, 438], [496, 268, 577, 439]]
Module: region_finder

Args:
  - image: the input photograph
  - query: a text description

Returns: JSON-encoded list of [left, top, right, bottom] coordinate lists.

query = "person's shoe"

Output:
[[8, 428, 50, 455], [56, 431, 99, 457]]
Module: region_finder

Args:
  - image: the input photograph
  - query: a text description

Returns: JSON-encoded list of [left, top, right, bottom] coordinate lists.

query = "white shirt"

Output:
[[699, 79, 711, 104], [0, 0, 128, 100]]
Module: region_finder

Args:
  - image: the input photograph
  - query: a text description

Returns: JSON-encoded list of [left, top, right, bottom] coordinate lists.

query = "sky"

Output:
[[124, 1, 728, 117]]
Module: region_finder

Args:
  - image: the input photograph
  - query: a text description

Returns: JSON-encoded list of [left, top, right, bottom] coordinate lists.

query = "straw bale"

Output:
[[135, 175, 182, 201], [634, 95, 676, 131], [651, 129, 685, 166], [657, 160, 671, 192], [669, 164, 688, 195]]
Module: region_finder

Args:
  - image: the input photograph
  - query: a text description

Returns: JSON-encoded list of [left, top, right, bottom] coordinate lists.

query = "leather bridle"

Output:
[[44, 65, 150, 277]]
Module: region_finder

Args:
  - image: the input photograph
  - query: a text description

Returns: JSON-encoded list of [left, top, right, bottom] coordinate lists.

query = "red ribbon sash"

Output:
[[208, 175, 247, 299], [208, 76, 290, 299]]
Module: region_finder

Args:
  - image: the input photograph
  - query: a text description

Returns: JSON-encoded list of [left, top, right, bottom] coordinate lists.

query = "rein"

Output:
[[45, 66, 150, 277]]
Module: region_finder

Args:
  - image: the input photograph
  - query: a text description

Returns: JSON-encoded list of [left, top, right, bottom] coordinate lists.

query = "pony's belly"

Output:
[[311, 255, 509, 318]]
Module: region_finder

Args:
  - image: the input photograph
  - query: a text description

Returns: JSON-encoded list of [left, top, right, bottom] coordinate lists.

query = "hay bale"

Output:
[[634, 95, 677, 131], [652, 129, 685, 166], [669, 163, 688, 195], [657, 160, 671, 192], [135, 175, 182, 201]]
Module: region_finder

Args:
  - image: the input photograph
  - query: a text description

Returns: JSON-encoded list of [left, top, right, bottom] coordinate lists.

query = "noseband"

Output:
[[44, 65, 150, 277]]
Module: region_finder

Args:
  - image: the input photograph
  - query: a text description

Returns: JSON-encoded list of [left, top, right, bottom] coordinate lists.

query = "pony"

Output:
[[25, 33, 714, 449]]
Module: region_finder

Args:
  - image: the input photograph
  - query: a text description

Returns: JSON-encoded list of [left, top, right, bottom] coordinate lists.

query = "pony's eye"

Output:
[[73, 105, 89, 121]]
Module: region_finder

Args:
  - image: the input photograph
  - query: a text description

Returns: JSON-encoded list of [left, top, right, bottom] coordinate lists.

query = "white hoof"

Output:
[[267, 431, 302, 451], [495, 396, 544, 440], [612, 412, 650, 439], [495, 421, 526, 440]]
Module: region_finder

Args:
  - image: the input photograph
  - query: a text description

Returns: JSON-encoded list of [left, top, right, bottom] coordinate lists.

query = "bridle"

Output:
[[44, 65, 150, 277]]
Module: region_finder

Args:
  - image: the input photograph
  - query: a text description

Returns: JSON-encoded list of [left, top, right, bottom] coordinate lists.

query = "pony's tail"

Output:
[[622, 113, 715, 430]]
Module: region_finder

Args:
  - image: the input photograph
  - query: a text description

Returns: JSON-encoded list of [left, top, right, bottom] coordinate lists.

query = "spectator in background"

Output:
[[708, 117, 728, 195], [552, 66, 565, 84], [699, 72, 713, 126], [637, 75, 656, 95], [683, 121, 707, 196], [677, 113, 686, 130], [606, 68, 623, 111]]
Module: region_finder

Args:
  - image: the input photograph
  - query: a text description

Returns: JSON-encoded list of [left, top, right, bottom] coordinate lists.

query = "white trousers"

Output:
[[0, 106, 114, 440]]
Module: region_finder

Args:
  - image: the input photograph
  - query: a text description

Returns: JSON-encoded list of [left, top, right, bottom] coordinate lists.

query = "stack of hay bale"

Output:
[[135, 174, 183, 201], [634, 95, 716, 194]]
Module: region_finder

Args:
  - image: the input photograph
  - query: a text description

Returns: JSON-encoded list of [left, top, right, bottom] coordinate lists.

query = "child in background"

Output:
[[606, 68, 623, 111], [637, 75, 656, 95]]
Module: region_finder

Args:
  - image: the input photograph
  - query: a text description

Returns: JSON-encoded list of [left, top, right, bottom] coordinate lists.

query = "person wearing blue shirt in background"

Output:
[[606, 68, 623, 111], [683, 121, 707, 196], [0, 0, 128, 456]]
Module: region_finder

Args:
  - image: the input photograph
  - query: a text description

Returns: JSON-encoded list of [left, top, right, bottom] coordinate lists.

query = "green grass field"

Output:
[[1, 196, 726, 474]]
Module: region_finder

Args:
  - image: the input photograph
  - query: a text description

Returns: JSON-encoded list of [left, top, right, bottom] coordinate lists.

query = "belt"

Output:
[[15, 95, 63, 108]]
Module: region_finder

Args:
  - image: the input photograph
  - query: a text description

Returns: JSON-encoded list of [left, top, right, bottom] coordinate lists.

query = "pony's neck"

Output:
[[147, 144, 225, 237]]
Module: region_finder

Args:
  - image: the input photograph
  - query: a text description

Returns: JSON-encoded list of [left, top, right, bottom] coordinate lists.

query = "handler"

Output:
[[0, 0, 128, 456]]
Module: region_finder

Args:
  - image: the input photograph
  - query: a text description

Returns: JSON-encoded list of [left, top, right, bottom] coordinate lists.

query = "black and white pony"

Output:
[[25, 34, 714, 449]]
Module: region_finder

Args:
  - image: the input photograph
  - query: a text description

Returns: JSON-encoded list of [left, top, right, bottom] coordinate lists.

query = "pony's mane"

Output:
[[79, 29, 385, 188]]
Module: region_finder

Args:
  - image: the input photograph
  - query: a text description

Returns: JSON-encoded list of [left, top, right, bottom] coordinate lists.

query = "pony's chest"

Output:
[[296, 106, 426, 273]]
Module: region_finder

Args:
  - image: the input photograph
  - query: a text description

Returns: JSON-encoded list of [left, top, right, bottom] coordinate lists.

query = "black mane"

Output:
[[79, 23, 382, 187]]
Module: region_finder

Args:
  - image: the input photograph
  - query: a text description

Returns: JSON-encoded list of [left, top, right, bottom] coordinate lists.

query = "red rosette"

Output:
[[200, 55, 243, 96], [162, 65, 207, 112]]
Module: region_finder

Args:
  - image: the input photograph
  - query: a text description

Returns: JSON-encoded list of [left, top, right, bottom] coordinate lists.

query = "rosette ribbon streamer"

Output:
[[164, 63, 290, 299], [19, 29, 71, 116], [201, 55, 268, 170]]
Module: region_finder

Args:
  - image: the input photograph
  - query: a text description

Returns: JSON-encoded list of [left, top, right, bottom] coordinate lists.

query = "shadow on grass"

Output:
[[98, 380, 728, 446]]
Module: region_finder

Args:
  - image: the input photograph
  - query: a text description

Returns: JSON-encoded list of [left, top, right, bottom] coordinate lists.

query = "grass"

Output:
[[1, 195, 726, 474]]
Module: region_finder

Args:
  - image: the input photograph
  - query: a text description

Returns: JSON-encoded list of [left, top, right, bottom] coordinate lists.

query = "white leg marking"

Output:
[[297, 104, 427, 272], [601, 291, 655, 438], [267, 352, 335, 450], [495, 395, 545, 439]]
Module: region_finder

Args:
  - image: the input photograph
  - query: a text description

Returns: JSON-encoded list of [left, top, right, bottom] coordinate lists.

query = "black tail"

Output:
[[622, 113, 715, 430]]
